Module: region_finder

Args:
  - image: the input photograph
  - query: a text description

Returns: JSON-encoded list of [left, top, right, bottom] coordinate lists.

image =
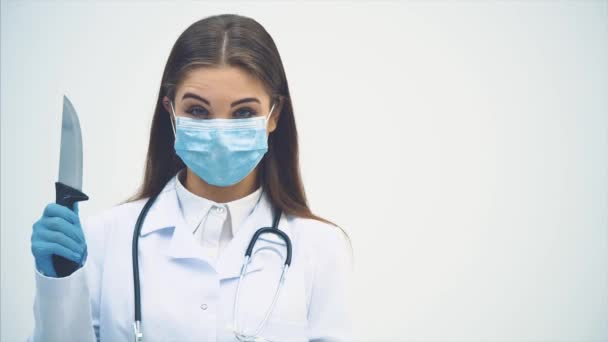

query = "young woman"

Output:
[[29, 14, 353, 342]]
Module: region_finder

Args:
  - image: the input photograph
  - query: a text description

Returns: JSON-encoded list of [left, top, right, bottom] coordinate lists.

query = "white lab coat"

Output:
[[29, 175, 353, 341]]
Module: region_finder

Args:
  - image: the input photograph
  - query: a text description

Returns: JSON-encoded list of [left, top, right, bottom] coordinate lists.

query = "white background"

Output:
[[1, 1, 607, 341]]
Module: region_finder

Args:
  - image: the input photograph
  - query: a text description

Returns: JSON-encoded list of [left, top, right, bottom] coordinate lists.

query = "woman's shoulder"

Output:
[[76, 198, 151, 254], [288, 215, 348, 241], [81, 197, 149, 231], [287, 215, 353, 263]]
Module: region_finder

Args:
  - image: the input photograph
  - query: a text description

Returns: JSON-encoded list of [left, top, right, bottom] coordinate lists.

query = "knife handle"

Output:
[[53, 181, 89, 277]]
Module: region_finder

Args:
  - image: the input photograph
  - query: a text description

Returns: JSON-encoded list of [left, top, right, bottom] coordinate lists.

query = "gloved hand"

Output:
[[31, 202, 87, 278]]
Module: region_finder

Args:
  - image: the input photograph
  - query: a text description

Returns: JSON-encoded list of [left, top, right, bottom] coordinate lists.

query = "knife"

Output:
[[53, 95, 89, 277]]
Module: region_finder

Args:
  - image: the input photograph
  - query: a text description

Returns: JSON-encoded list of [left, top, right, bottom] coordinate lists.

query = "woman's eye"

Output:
[[187, 106, 209, 117], [233, 107, 257, 119]]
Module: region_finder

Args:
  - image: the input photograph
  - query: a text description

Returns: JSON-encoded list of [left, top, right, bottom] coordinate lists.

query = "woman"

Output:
[[29, 14, 353, 342]]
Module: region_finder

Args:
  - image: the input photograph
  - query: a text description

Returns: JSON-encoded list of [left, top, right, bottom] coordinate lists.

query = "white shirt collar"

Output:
[[174, 169, 263, 237]]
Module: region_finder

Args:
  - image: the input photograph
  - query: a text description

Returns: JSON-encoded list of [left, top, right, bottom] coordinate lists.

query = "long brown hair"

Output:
[[126, 14, 336, 227]]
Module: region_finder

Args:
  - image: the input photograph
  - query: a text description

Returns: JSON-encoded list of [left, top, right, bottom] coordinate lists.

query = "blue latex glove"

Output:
[[31, 202, 87, 278]]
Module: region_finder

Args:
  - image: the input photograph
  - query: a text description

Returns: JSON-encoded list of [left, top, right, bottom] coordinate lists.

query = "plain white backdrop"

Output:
[[1, 1, 607, 341]]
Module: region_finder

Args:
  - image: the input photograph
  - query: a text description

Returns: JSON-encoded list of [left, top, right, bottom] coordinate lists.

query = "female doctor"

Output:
[[29, 14, 353, 342]]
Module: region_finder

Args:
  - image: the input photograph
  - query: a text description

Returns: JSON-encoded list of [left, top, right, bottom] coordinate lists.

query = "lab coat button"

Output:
[[215, 207, 224, 214], [200, 304, 208, 310]]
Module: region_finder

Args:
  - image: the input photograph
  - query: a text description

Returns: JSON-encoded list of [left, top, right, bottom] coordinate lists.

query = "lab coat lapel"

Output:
[[138, 176, 292, 275], [215, 189, 291, 280], [165, 211, 208, 261], [138, 176, 209, 262]]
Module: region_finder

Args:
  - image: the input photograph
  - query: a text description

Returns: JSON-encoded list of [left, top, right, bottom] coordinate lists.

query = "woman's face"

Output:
[[162, 66, 279, 133]]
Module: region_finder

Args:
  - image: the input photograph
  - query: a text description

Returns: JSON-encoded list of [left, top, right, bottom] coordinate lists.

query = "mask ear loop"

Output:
[[168, 100, 177, 137], [265, 101, 277, 125]]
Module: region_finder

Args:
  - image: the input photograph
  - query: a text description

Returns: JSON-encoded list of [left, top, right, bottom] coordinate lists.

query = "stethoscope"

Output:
[[131, 187, 293, 342]]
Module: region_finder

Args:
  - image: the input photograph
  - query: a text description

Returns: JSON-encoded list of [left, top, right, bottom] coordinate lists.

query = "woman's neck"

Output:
[[181, 168, 260, 203]]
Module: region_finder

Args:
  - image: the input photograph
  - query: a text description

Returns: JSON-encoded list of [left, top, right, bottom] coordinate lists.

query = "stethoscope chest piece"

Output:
[[233, 218, 292, 341]]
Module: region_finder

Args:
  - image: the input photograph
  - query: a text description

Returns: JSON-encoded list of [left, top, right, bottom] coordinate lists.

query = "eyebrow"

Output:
[[181, 92, 261, 107]]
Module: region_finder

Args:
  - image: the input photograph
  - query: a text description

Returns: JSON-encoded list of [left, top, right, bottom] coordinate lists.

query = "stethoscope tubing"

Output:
[[131, 189, 290, 342]]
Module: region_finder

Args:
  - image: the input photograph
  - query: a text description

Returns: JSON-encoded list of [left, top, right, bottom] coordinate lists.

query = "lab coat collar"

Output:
[[138, 175, 181, 237], [174, 168, 214, 233], [215, 187, 292, 280], [138, 174, 293, 280], [138, 176, 206, 262]]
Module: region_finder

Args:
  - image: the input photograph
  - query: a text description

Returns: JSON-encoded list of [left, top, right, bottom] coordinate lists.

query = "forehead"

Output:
[[176, 66, 269, 102]]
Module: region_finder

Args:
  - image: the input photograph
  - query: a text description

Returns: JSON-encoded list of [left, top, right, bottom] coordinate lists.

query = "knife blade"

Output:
[[53, 95, 89, 277]]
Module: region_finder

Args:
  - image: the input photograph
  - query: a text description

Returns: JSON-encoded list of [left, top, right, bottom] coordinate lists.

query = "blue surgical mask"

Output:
[[169, 101, 276, 187]]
